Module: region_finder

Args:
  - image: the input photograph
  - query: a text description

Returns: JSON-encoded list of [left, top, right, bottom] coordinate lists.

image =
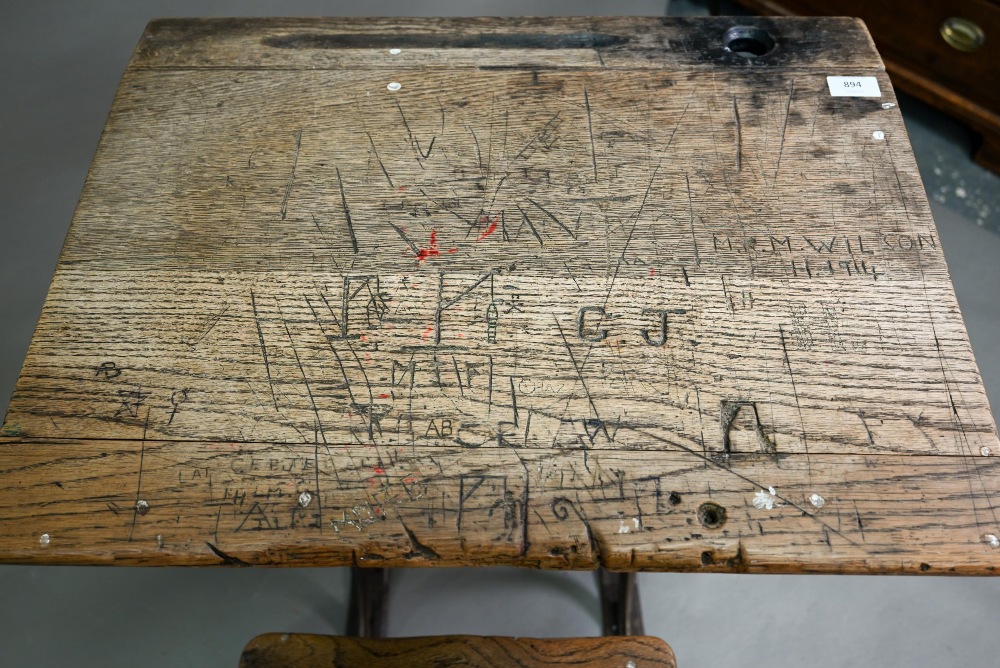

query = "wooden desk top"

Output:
[[2, 17, 998, 573]]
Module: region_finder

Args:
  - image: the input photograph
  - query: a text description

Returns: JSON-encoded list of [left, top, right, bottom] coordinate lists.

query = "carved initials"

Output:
[[577, 306, 608, 342], [640, 308, 668, 346]]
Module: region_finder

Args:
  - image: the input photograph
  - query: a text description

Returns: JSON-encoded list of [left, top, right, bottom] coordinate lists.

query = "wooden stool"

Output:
[[239, 633, 677, 668]]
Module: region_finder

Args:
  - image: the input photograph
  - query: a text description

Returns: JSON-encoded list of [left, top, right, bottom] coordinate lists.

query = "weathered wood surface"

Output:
[[1, 17, 998, 572], [238, 634, 677, 668]]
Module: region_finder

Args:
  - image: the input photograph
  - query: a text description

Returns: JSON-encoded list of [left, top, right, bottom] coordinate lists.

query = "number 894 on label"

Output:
[[826, 76, 881, 97]]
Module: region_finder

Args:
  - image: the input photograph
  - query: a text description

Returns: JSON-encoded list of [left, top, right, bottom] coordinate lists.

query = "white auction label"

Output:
[[827, 76, 881, 97]]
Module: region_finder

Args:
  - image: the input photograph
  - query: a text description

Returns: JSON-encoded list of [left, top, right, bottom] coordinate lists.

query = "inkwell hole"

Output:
[[723, 26, 776, 57]]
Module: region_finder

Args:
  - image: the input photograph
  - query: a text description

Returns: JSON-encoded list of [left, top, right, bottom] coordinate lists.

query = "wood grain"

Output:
[[1, 17, 997, 572], [238, 634, 677, 668]]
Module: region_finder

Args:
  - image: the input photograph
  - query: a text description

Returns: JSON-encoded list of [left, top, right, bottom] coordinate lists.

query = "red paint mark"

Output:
[[398, 186, 408, 192], [372, 505, 383, 515], [360, 335, 367, 341], [373, 465, 386, 475], [368, 477, 377, 486], [416, 229, 442, 262], [649, 268, 656, 276], [477, 220, 498, 241], [457, 332, 465, 338], [377, 393, 391, 399], [402, 476, 416, 484], [421, 326, 434, 339], [448, 247, 458, 253]]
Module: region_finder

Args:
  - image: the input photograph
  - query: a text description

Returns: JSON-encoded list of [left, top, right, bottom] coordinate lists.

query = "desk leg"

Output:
[[346, 567, 389, 637], [596, 569, 644, 636]]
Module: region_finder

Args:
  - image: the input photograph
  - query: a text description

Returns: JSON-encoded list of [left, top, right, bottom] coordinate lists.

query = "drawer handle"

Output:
[[940, 17, 985, 52]]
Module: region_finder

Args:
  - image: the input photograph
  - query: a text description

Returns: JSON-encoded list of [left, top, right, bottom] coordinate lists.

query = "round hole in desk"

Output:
[[697, 502, 727, 529], [723, 26, 776, 57]]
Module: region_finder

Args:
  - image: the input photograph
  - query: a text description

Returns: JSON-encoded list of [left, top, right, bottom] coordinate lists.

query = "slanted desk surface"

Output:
[[2, 17, 998, 573]]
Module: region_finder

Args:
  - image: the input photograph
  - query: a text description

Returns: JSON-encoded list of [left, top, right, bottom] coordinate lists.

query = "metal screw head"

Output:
[[298, 491, 313, 508], [135, 500, 150, 515], [39, 533, 51, 546]]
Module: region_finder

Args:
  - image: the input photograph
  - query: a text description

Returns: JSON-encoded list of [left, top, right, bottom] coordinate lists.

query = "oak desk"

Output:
[[2, 17, 998, 581]]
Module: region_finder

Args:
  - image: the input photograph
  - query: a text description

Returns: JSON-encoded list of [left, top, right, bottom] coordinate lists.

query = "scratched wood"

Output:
[[238, 634, 677, 668], [1, 17, 998, 573]]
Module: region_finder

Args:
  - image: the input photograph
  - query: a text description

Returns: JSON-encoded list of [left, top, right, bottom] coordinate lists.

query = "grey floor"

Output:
[[2, 1, 999, 666]]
